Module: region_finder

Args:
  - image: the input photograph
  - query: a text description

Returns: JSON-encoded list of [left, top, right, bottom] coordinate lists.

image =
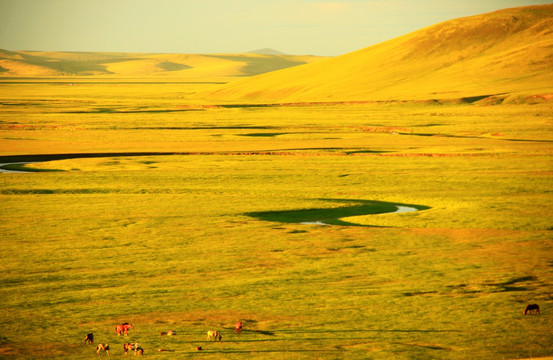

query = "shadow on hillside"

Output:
[[245, 199, 430, 227], [205, 54, 308, 76]]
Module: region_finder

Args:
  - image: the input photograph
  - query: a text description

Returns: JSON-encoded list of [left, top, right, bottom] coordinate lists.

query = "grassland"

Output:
[[0, 77, 552, 359]]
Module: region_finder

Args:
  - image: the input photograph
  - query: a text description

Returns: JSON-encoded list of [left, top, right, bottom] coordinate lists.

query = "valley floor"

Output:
[[0, 79, 552, 359]]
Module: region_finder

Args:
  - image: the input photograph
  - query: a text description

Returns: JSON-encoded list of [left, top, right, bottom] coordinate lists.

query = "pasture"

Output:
[[0, 79, 552, 359]]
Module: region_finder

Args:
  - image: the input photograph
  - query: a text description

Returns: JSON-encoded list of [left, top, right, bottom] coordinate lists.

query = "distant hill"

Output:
[[248, 48, 287, 55], [0, 50, 325, 78], [209, 5, 553, 103]]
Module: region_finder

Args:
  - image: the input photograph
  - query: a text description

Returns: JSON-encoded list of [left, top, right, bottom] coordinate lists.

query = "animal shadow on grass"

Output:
[[220, 326, 275, 337], [241, 329, 276, 336], [200, 328, 460, 355], [273, 328, 459, 335], [219, 327, 459, 344], [208, 349, 342, 354]]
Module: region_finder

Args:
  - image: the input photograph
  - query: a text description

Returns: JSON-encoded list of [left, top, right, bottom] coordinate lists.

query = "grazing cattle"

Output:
[[84, 333, 94, 344], [234, 322, 242, 333], [195, 346, 203, 351], [96, 344, 110, 355], [115, 322, 133, 336], [524, 304, 540, 315], [124, 343, 143, 355], [207, 330, 222, 341], [160, 330, 176, 336]]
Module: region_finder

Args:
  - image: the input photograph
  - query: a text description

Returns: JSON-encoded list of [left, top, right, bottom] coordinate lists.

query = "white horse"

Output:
[[207, 330, 222, 341]]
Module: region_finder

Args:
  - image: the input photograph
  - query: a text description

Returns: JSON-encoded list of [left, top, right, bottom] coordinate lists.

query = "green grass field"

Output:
[[1, 78, 552, 359]]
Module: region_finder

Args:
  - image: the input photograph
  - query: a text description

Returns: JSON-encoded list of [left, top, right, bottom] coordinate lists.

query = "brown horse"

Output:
[[96, 344, 110, 355], [124, 342, 134, 354], [124, 342, 142, 355], [84, 333, 94, 344], [115, 322, 133, 336], [524, 304, 540, 315], [234, 322, 242, 333]]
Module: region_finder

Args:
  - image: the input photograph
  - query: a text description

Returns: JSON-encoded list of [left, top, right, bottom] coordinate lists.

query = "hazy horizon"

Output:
[[1, 0, 552, 56]]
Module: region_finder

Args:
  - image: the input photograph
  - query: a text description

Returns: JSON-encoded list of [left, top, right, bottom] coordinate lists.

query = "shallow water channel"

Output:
[[0, 162, 36, 173], [299, 205, 419, 225]]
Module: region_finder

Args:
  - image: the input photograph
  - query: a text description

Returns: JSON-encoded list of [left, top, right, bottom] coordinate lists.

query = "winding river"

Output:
[[2, 160, 428, 226], [299, 205, 419, 225], [0, 162, 35, 173]]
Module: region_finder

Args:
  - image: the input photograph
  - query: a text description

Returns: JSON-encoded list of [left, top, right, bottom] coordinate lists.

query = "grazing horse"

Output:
[[115, 322, 133, 336], [124, 343, 143, 355], [207, 330, 222, 341], [524, 304, 540, 315], [234, 322, 242, 333], [96, 343, 110, 355], [84, 333, 94, 344], [124, 342, 134, 354]]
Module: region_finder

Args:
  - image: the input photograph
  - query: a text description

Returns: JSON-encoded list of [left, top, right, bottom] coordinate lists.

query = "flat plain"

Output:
[[1, 78, 552, 359]]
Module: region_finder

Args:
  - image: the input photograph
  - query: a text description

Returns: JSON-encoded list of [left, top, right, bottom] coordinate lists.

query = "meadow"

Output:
[[1, 79, 552, 359]]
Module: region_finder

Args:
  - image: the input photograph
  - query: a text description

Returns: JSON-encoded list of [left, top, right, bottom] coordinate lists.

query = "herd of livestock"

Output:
[[86, 306, 540, 356], [85, 322, 242, 355]]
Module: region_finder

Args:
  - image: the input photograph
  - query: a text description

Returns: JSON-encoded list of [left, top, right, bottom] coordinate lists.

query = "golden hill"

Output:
[[0, 50, 325, 78], [209, 4, 553, 103]]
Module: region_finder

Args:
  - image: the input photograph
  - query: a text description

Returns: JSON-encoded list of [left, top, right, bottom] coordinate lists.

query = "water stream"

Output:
[[0, 162, 35, 173], [299, 205, 419, 225]]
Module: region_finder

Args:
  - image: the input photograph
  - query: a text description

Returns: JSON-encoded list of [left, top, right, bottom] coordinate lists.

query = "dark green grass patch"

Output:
[[245, 199, 430, 226], [0, 163, 62, 172], [240, 132, 287, 137]]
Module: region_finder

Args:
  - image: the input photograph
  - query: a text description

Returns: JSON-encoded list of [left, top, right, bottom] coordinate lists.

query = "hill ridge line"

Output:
[[207, 4, 553, 103]]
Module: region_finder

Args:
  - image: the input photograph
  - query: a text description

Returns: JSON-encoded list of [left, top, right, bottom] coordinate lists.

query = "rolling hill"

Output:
[[248, 48, 287, 55], [0, 50, 325, 78], [208, 4, 553, 103]]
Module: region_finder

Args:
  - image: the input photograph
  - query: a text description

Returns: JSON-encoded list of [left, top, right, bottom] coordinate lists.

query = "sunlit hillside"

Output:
[[209, 4, 553, 103], [0, 49, 325, 78]]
